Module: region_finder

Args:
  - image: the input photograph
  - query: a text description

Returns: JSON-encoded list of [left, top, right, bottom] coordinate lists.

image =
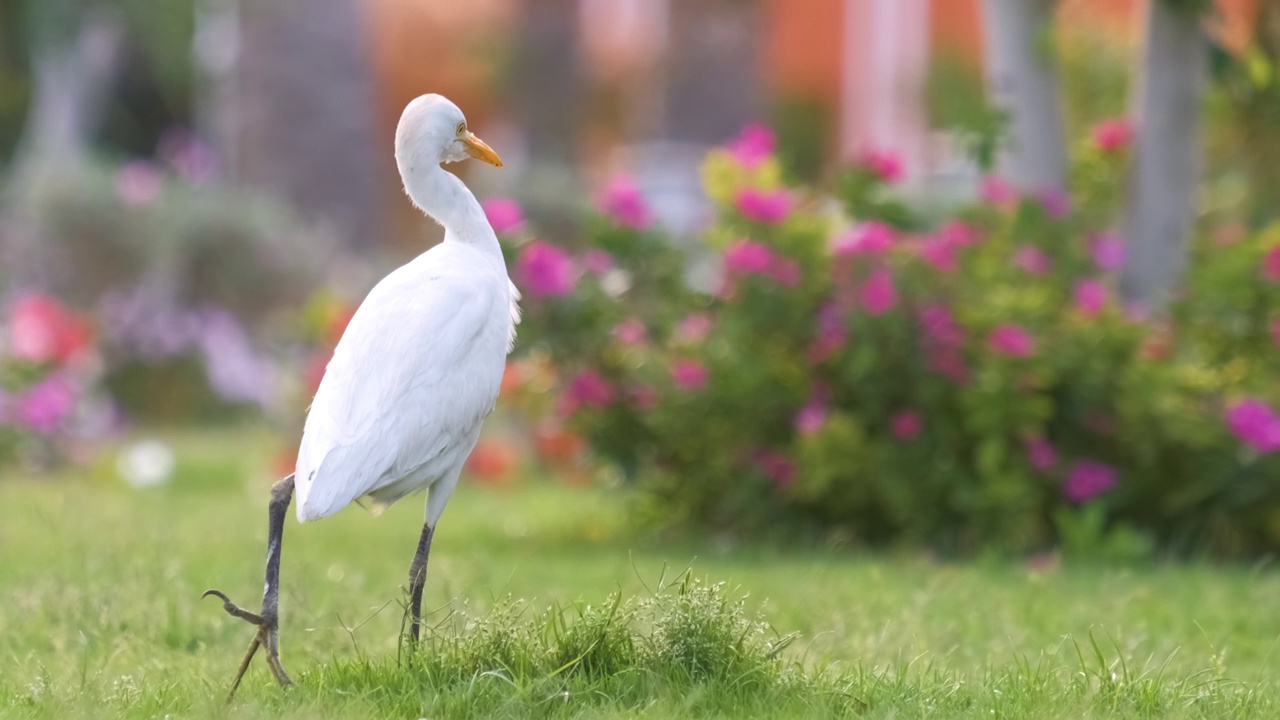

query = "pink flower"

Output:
[[928, 350, 970, 384], [671, 359, 708, 390], [859, 267, 898, 316], [988, 324, 1036, 357], [1064, 460, 1118, 503], [1024, 436, 1057, 471], [832, 222, 894, 256], [612, 318, 647, 346], [754, 449, 795, 487], [1091, 233, 1127, 272], [482, 197, 524, 234], [675, 313, 713, 344], [630, 385, 659, 410], [16, 374, 77, 434], [1074, 279, 1108, 317], [723, 240, 799, 286], [1092, 118, 1134, 153], [919, 305, 964, 347], [115, 161, 163, 206], [891, 410, 922, 440], [1263, 246, 1280, 283], [1014, 246, 1052, 276], [561, 369, 615, 415], [158, 127, 219, 183], [581, 249, 615, 275], [726, 123, 776, 168], [1225, 397, 1280, 453], [1038, 188, 1070, 219], [734, 187, 792, 224], [7, 293, 93, 365], [918, 237, 958, 273], [856, 147, 905, 184], [940, 221, 982, 248], [597, 175, 653, 229], [516, 241, 576, 298], [980, 175, 1018, 208], [808, 304, 847, 363], [795, 402, 828, 435]]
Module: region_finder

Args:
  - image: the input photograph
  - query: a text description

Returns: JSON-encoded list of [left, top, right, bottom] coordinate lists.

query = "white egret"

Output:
[[203, 94, 519, 697]]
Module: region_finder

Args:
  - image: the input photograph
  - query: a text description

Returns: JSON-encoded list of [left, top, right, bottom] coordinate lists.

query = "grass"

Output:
[[2, 426, 1280, 718]]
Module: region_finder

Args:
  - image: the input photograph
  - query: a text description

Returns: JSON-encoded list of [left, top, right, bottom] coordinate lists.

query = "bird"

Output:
[[203, 93, 519, 698]]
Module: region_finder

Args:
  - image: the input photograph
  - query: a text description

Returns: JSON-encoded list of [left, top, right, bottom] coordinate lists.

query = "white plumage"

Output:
[[294, 94, 519, 527]]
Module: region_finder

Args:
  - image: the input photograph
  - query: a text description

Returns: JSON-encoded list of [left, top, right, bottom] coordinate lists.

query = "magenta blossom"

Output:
[[919, 305, 964, 347], [795, 402, 828, 435], [1225, 397, 1280, 453], [516, 240, 575, 297], [563, 370, 615, 413], [858, 268, 898, 316], [1263, 246, 1280, 283], [612, 318, 647, 346], [988, 324, 1035, 357], [940, 221, 982, 248], [671, 359, 709, 390], [1074, 279, 1108, 318], [891, 410, 922, 440], [980, 175, 1018, 208], [481, 197, 524, 234], [856, 146, 905, 184], [918, 237, 957, 273], [723, 240, 799, 286], [1024, 436, 1057, 471], [1014, 246, 1052, 276], [1064, 460, 1118, 503], [832, 222, 894, 256], [808, 303, 848, 363], [1038, 188, 1070, 219], [1092, 118, 1134, 153], [16, 374, 77, 434], [754, 449, 795, 487], [726, 123, 776, 168], [581, 249, 615, 275], [734, 187, 792, 224], [675, 313, 713, 344], [597, 175, 653, 229], [1091, 233, 1127, 271]]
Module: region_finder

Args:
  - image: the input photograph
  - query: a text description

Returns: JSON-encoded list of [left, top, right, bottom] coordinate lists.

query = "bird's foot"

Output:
[[203, 589, 293, 698]]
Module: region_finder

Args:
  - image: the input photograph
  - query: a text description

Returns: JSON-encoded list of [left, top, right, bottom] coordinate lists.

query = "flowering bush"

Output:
[[503, 122, 1280, 557]]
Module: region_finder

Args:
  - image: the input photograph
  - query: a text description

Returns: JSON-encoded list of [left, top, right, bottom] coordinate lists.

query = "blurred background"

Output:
[[3, 0, 1280, 558]]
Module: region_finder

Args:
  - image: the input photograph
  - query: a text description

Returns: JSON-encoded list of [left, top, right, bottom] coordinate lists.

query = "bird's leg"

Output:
[[404, 521, 435, 646], [203, 474, 295, 699]]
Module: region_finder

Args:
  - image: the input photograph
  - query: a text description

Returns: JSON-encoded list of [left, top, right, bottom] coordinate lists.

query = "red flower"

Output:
[[1092, 118, 1134, 153], [7, 292, 94, 365]]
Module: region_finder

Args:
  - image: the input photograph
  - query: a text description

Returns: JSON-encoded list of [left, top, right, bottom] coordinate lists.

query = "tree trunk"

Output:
[[1121, 3, 1207, 307], [236, 0, 384, 250], [979, 0, 1067, 193]]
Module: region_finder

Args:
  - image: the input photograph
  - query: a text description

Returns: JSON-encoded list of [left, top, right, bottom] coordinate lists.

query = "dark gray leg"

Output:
[[406, 522, 435, 644], [203, 474, 295, 699]]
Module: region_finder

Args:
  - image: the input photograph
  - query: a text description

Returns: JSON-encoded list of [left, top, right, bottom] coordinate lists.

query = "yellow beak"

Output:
[[460, 131, 503, 167]]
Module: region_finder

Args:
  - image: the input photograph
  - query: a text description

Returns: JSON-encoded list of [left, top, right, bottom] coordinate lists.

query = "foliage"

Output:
[[506, 122, 1280, 558]]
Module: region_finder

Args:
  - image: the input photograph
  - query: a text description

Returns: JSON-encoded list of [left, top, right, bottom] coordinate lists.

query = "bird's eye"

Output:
[[456, 122, 466, 135]]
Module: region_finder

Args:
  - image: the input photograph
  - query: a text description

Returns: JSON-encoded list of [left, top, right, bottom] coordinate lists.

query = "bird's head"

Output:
[[394, 94, 503, 172]]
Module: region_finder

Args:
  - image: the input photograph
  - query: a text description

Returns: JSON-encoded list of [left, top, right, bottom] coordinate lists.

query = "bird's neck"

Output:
[[404, 164, 502, 259]]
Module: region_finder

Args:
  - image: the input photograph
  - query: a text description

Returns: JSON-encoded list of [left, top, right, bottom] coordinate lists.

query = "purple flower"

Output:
[[832, 222, 894, 256], [671, 359, 709, 390], [115, 161, 163, 206], [891, 410, 922, 440], [859, 268, 898, 316], [1225, 398, 1280, 453], [16, 374, 77, 434], [1024, 436, 1057, 471], [734, 188, 792, 224], [482, 197, 524, 234], [516, 240, 576, 298], [1064, 460, 1118, 503], [1014, 246, 1052, 276], [988, 324, 1035, 357], [726, 123, 777, 168], [1091, 233, 1127, 271], [158, 127, 220, 184], [196, 307, 271, 406], [919, 305, 964, 347], [597, 175, 653, 229], [1074, 279, 1108, 318]]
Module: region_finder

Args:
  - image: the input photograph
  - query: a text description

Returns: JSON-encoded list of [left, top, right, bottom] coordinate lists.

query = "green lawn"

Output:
[[2, 427, 1279, 718]]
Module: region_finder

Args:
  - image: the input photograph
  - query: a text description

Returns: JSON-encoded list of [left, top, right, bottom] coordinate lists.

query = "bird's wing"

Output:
[[295, 255, 508, 521]]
